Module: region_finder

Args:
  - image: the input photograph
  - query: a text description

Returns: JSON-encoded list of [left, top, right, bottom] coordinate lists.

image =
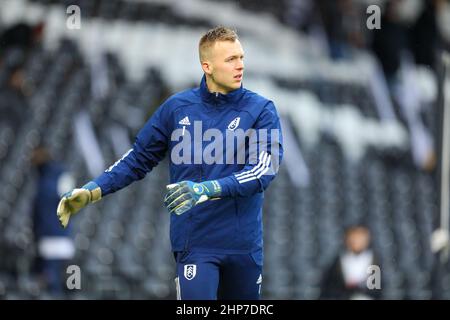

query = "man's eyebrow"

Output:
[[226, 54, 245, 59]]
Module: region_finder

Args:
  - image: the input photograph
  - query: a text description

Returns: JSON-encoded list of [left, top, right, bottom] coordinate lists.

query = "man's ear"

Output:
[[201, 60, 212, 75]]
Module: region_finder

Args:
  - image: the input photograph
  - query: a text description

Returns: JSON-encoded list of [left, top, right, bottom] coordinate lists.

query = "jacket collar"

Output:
[[199, 74, 244, 105]]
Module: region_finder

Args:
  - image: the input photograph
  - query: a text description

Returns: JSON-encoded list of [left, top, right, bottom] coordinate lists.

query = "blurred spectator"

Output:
[[0, 22, 33, 54], [369, 0, 441, 172], [320, 225, 382, 300], [31, 145, 76, 297], [0, 22, 44, 130], [0, 51, 28, 131], [284, 0, 316, 33], [371, 0, 409, 81], [316, 0, 366, 59], [316, 0, 347, 59], [0, 21, 44, 53], [371, 0, 450, 78], [409, 0, 447, 70]]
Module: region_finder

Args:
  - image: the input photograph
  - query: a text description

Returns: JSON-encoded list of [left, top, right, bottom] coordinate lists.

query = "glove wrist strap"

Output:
[[202, 180, 222, 197], [90, 187, 102, 202], [82, 181, 102, 202]]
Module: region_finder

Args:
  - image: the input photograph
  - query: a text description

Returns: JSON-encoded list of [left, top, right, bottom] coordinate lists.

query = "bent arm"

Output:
[[216, 102, 283, 198]]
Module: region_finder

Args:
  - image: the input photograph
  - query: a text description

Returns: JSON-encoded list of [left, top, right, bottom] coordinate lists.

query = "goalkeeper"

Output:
[[57, 26, 283, 300]]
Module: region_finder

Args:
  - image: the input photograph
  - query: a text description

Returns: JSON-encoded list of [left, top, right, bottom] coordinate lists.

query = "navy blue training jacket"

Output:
[[94, 75, 283, 257]]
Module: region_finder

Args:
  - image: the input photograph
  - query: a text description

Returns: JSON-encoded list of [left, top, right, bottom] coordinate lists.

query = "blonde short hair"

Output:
[[199, 26, 238, 62]]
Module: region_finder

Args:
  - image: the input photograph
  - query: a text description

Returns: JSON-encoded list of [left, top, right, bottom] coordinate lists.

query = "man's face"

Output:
[[345, 228, 371, 254], [202, 39, 244, 94]]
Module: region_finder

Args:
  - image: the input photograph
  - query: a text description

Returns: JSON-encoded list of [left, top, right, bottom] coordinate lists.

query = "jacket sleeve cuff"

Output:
[[93, 173, 112, 197], [215, 176, 238, 198]]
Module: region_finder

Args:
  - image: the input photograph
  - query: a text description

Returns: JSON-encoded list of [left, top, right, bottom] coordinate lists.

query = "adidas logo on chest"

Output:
[[179, 116, 191, 125]]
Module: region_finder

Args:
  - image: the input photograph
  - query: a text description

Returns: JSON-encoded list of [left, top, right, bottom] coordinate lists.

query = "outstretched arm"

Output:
[[57, 103, 170, 228]]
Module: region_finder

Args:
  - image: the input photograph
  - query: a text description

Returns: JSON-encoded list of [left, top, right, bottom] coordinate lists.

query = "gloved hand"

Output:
[[57, 181, 102, 228], [164, 180, 221, 215]]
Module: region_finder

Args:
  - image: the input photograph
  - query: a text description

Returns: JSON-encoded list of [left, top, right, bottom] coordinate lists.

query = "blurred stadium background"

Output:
[[0, 0, 450, 299]]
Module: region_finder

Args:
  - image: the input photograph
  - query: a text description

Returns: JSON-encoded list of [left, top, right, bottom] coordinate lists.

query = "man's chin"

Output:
[[219, 82, 242, 94], [230, 82, 242, 90]]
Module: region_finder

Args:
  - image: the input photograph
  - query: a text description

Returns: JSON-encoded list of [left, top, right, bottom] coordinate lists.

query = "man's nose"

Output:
[[236, 60, 244, 70]]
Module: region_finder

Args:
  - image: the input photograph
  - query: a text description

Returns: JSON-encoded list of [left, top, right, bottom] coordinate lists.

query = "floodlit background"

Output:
[[0, 0, 450, 299]]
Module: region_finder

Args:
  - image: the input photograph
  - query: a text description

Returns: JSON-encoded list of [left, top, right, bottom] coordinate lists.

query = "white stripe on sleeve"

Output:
[[235, 151, 271, 184], [235, 151, 268, 180], [105, 148, 133, 172]]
